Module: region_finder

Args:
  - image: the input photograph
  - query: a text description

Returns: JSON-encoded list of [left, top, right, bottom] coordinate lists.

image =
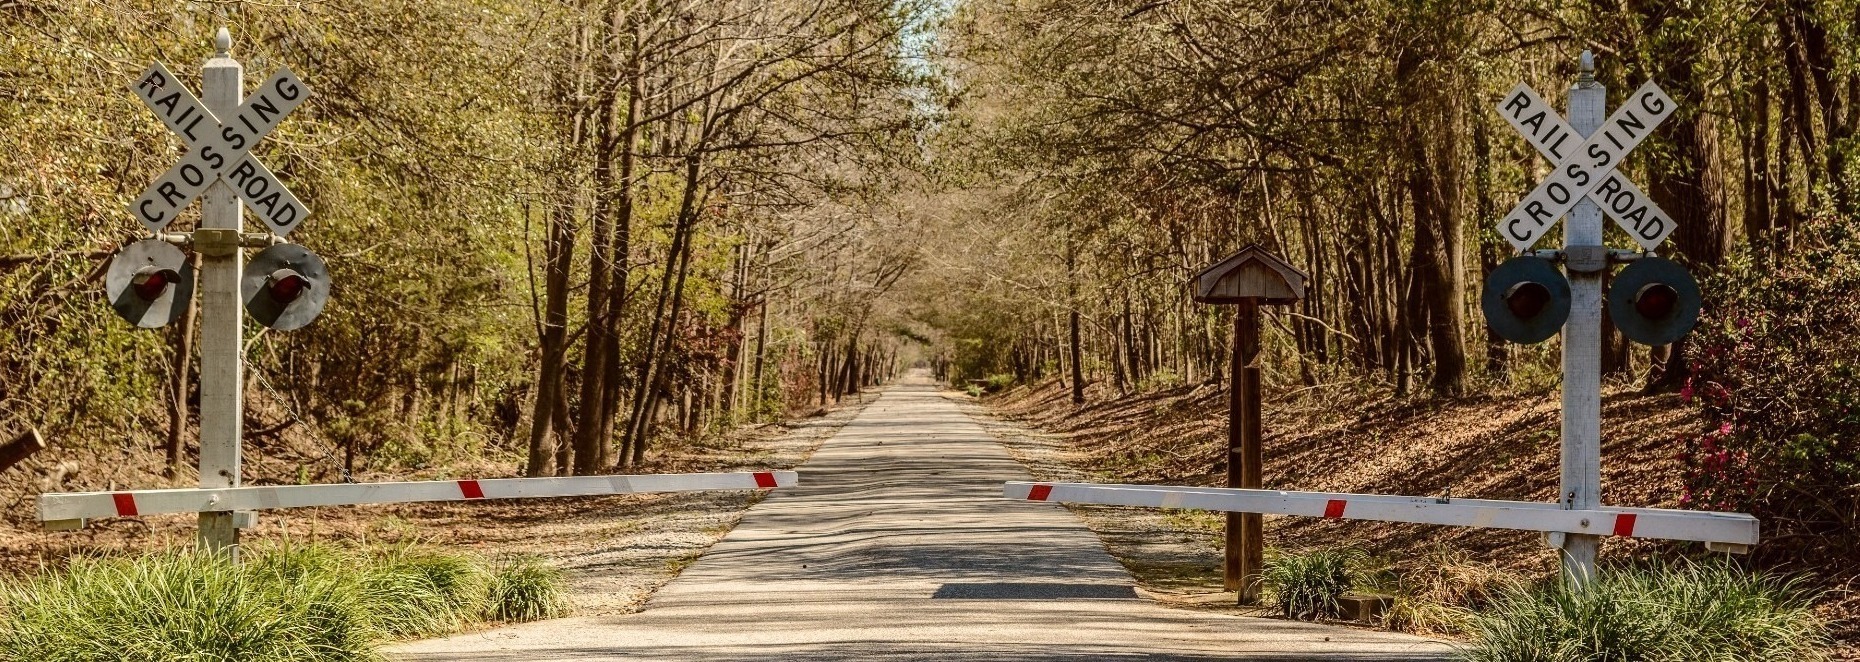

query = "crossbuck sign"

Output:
[[1496, 81, 1677, 252], [129, 62, 310, 236]]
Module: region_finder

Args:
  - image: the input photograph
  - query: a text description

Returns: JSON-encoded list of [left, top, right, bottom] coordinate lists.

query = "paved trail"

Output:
[[393, 374, 1452, 661]]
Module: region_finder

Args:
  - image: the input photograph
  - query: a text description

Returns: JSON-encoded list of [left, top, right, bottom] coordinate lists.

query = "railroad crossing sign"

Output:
[[1495, 80, 1677, 252], [129, 61, 310, 236]]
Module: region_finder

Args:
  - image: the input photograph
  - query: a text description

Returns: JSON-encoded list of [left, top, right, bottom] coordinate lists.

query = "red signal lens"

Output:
[[1634, 283, 1679, 320], [131, 268, 177, 302], [267, 270, 310, 304], [1504, 281, 1552, 320]]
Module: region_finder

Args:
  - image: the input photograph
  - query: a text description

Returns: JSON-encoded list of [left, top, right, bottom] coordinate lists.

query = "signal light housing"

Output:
[[1609, 256, 1700, 346], [264, 269, 310, 305], [131, 266, 181, 302], [1482, 256, 1571, 344], [105, 239, 193, 328], [243, 244, 330, 330]]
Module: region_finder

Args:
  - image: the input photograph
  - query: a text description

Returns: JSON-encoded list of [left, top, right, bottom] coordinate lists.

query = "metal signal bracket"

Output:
[[1563, 246, 1609, 273], [1521, 247, 1655, 270], [193, 228, 241, 256]]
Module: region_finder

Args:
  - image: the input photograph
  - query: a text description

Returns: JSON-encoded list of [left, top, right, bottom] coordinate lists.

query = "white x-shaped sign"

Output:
[[128, 62, 310, 237], [1495, 81, 1677, 252]]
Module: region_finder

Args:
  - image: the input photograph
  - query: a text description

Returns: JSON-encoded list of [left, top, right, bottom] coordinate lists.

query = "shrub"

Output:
[[0, 543, 571, 662], [1683, 213, 1860, 558], [484, 554, 571, 622], [0, 548, 381, 662], [1262, 546, 1365, 621], [361, 549, 492, 638], [1461, 560, 1831, 662]]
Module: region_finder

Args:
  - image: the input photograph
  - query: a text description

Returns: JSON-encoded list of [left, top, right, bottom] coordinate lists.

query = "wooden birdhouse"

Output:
[[1192, 245, 1307, 305]]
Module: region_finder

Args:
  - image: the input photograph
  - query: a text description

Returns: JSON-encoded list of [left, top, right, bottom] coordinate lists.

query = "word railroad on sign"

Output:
[[130, 61, 310, 235], [1495, 79, 1677, 252]]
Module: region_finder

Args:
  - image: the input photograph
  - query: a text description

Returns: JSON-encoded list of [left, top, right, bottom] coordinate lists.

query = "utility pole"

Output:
[[1559, 51, 1604, 584], [197, 27, 245, 557]]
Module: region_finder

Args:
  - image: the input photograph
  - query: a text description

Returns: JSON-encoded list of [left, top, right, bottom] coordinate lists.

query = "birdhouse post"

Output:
[[1192, 245, 1307, 605]]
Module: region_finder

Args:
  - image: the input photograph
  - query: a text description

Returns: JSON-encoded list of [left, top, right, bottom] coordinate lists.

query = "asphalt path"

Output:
[[392, 372, 1453, 661]]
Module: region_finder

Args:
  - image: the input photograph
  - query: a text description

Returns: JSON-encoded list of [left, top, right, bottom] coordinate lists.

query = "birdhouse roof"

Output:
[[1192, 244, 1308, 304]]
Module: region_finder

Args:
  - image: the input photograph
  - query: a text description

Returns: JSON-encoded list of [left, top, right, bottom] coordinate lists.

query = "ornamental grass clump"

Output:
[[1262, 546, 1366, 621], [1460, 559, 1831, 662], [484, 554, 572, 622], [0, 542, 569, 662], [0, 547, 379, 662]]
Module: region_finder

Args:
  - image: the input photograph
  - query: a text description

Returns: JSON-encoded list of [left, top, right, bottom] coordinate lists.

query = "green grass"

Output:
[[1262, 546, 1366, 621], [0, 543, 571, 662], [1460, 560, 1832, 662], [483, 554, 571, 622]]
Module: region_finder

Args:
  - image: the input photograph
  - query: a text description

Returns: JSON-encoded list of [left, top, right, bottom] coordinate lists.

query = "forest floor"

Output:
[[970, 377, 1859, 655], [0, 395, 874, 615]]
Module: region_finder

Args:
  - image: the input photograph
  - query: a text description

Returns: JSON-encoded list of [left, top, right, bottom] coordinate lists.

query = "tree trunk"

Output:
[[619, 155, 700, 467], [1396, 41, 1467, 397], [630, 183, 700, 467], [750, 294, 769, 418]]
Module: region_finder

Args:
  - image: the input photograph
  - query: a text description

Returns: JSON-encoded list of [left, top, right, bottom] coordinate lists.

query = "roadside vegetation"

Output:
[[0, 543, 567, 662], [1461, 561, 1830, 662], [1255, 545, 1831, 660], [1262, 546, 1366, 621]]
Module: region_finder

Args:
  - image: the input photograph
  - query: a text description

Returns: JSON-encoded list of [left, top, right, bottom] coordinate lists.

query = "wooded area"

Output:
[[923, 0, 1855, 401], [1, 0, 923, 481], [1, 0, 1855, 562]]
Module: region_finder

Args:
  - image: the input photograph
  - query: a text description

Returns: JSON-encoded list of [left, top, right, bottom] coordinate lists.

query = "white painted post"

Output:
[[1560, 51, 1605, 584], [197, 27, 244, 557]]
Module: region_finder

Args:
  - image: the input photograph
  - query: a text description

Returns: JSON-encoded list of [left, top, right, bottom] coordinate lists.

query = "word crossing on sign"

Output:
[[1494, 81, 1677, 252], [128, 61, 311, 236]]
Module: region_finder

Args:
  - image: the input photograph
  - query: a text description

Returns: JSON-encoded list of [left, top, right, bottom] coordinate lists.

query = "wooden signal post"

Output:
[[1193, 245, 1306, 604]]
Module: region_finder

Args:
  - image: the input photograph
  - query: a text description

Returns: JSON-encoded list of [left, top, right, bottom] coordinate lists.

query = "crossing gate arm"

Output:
[[40, 471, 797, 525], [1003, 481, 1758, 547]]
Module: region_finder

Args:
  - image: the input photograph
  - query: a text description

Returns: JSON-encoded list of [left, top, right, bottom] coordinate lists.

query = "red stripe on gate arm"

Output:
[[458, 480, 485, 499], [1027, 484, 1053, 501], [112, 493, 139, 517], [1612, 513, 1637, 537], [753, 472, 778, 489], [1323, 499, 1347, 519]]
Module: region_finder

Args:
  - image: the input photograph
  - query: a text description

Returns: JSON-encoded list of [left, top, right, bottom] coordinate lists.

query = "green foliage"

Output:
[[1460, 561, 1831, 662], [1682, 213, 1860, 556], [0, 543, 569, 662], [0, 547, 377, 662], [1261, 546, 1366, 621], [360, 550, 492, 638], [483, 554, 572, 623]]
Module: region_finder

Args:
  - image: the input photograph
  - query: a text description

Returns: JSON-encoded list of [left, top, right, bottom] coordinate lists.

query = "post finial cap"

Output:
[[215, 27, 231, 57]]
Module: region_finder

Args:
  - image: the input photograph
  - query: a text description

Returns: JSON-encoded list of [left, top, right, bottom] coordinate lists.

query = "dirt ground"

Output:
[[971, 378, 1859, 654], [0, 397, 872, 614]]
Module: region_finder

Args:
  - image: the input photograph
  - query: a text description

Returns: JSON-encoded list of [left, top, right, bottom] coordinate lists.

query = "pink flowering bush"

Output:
[[1681, 214, 1860, 559]]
